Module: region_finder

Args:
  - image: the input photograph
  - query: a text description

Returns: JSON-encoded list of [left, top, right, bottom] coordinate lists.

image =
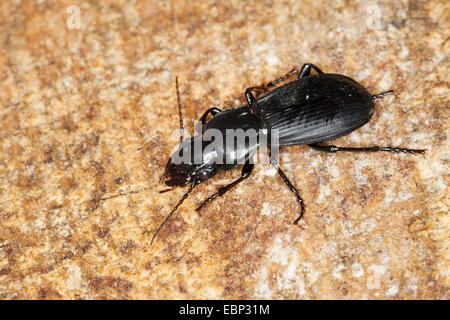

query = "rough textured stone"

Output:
[[0, 0, 448, 299]]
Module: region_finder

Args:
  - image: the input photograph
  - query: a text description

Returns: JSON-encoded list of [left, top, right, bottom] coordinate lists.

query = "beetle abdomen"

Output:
[[254, 74, 375, 146]]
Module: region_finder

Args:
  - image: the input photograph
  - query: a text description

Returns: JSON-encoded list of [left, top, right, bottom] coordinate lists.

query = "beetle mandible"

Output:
[[152, 63, 425, 245]]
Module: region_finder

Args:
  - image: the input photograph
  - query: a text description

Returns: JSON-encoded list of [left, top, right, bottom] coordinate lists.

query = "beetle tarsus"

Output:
[[267, 68, 298, 88], [372, 90, 394, 100], [265, 63, 324, 89]]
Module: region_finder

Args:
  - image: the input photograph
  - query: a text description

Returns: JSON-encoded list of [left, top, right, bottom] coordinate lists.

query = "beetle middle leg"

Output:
[[309, 144, 426, 155], [245, 63, 324, 109], [270, 161, 305, 225], [298, 63, 324, 78], [245, 86, 268, 109], [196, 162, 254, 212]]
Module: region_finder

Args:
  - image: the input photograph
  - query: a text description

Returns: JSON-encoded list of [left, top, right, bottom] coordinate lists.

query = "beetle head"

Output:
[[160, 136, 218, 187]]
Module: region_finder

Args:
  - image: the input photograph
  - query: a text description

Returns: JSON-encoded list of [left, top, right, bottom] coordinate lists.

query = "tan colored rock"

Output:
[[0, 0, 447, 299]]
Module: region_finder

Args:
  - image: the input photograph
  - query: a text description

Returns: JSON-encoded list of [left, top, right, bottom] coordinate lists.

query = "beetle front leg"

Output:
[[199, 107, 222, 124], [196, 162, 254, 212], [197, 107, 222, 133], [298, 63, 324, 79], [309, 144, 426, 155]]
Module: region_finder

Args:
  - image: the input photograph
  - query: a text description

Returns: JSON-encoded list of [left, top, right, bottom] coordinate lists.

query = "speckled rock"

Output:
[[0, 0, 448, 299]]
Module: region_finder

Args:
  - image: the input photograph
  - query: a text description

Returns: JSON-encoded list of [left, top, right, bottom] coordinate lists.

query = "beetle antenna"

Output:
[[176, 77, 184, 143], [137, 133, 158, 151], [150, 182, 195, 247]]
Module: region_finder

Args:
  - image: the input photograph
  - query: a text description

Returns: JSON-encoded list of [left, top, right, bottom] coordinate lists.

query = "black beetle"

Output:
[[152, 63, 425, 245]]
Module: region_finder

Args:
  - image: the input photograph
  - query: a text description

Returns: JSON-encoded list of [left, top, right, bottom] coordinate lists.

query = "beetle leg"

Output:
[[309, 144, 426, 155], [246, 86, 268, 99], [245, 86, 267, 113], [197, 107, 222, 133], [199, 107, 222, 124], [298, 63, 324, 79], [267, 68, 298, 87], [245, 87, 257, 106], [196, 162, 254, 212], [372, 90, 394, 100], [266, 63, 325, 87], [247, 64, 323, 113], [270, 161, 305, 225]]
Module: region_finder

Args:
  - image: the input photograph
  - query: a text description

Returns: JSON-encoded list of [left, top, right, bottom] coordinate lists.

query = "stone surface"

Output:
[[0, 0, 448, 299]]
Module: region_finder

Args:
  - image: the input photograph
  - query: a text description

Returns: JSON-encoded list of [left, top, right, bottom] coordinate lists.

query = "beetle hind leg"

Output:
[[372, 90, 394, 100], [309, 144, 426, 155], [266, 68, 298, 87], [266, 63, 325, 88]]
